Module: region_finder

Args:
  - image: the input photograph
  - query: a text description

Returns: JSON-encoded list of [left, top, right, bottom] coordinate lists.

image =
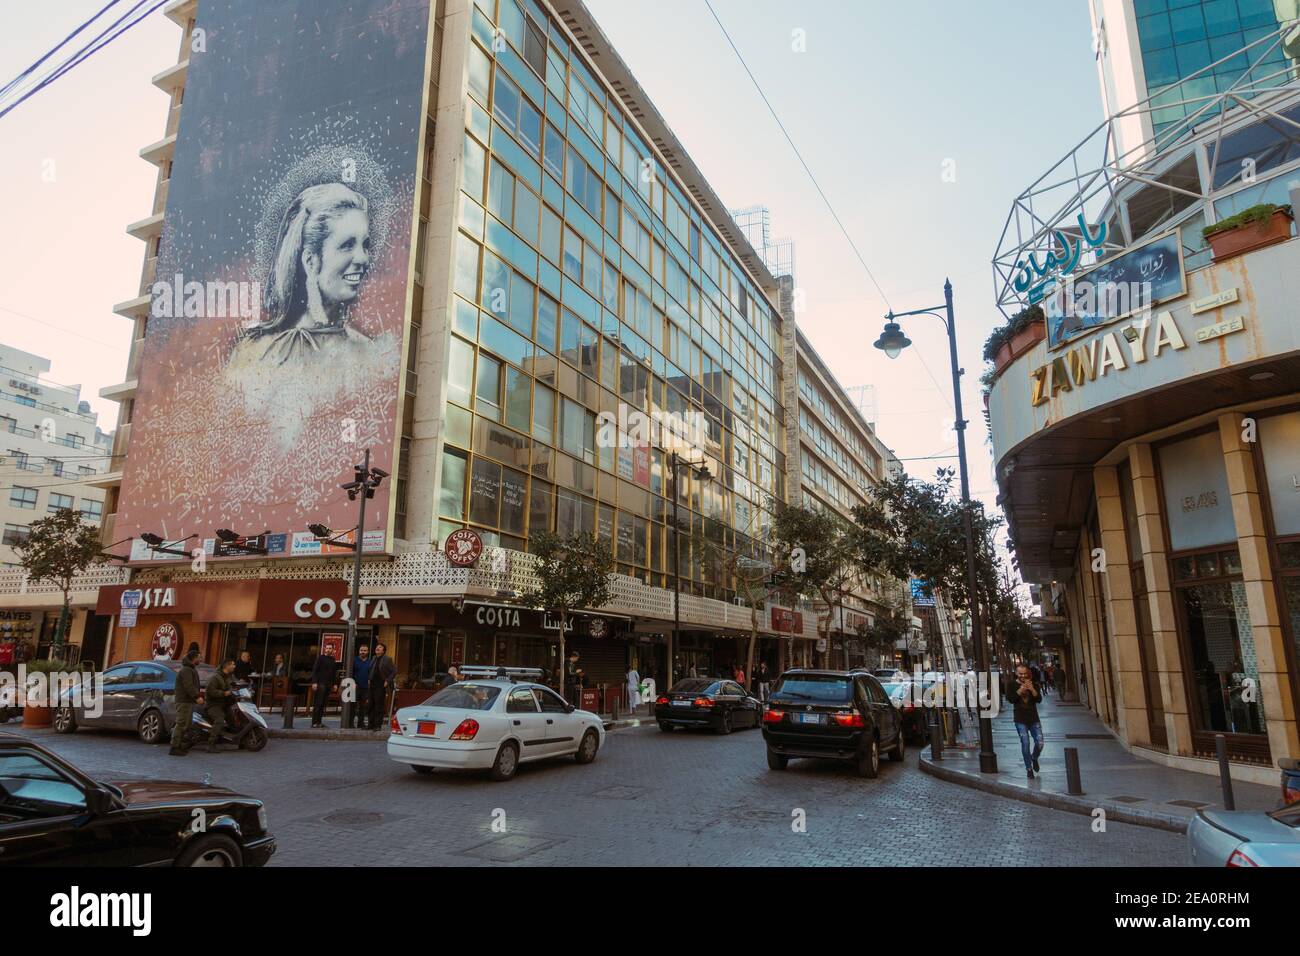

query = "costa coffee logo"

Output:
[[151, 622, 181, 661], [588, 616, 608, 638], [444, 529, 483, 567]]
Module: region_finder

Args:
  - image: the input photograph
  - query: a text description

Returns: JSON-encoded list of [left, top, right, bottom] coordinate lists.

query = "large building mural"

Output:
[[116, 0, 431, 561]]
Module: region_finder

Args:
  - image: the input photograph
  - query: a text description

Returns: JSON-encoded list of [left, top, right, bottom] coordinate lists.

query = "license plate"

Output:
[[671, 700, 691, 707], [416, 720, 439, 735], [798, 713, 821, 725]]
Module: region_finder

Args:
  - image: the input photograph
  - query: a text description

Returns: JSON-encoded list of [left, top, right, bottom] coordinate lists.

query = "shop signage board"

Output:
[[444, 528, 484, 567], [321, 633, 345, 661], [1044, 230, 1186, 350], [150, 623, 182, 661]]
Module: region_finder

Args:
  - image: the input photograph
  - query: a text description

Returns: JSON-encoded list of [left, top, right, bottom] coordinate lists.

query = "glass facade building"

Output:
[[1134, 0, 1290, 139], [442, 0, 787, 600]]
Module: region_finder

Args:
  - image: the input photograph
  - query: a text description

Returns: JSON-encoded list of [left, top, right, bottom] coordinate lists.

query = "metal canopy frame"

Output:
[[992, 22, 1300, 320]]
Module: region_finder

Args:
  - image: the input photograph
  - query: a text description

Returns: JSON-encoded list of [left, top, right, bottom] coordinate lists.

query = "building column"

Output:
[[1219, 412, 1300, 760], [1073, 562, 1110, 723], [1128, 443, 1193, 756], [1095, 464, 1150, 746]]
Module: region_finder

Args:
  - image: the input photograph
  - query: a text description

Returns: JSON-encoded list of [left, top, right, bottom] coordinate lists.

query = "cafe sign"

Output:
[[1029, 311, 1188, 407], [444, 529, 483, 568]]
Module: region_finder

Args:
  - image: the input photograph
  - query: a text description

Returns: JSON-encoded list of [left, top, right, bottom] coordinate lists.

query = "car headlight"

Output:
[[256, 806, 269, 832]]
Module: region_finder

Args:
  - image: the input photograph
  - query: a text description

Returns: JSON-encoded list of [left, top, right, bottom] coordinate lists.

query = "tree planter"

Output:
[[1207, 208, 1294, 263], [993, 318, 1046, 377], [23, 704, 52, 728]]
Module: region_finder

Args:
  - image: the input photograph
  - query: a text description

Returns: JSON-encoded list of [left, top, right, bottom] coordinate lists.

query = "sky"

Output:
[[0, 0, 1105, 581]]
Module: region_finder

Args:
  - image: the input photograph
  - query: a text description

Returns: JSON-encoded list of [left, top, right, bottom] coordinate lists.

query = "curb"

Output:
[[918, 750, 1189, 834]]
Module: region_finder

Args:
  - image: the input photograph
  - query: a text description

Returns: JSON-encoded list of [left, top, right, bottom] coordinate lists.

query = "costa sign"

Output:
[[293, 596, 392, 622], [151, 622, 182, 660], [444, 528, 483, 567]]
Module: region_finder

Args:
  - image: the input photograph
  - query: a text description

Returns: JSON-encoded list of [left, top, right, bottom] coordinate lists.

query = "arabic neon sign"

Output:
[[1013, 212, 1108, 305]]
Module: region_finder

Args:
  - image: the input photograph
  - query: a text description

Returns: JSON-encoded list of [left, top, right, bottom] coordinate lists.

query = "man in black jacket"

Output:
[[1007, 663, 1044, 778], [169, 650, 202, 756], [204, 660, 237, 753], [367, 642, 397, 731], [310, 648, 338, 728]]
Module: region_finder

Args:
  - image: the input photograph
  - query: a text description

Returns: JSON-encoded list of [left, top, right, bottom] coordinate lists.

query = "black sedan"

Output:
[[0, 734, 275, 866], [54, 660, 217, 745], [762, 669, 905, 777], [655, 678, 761, 734]]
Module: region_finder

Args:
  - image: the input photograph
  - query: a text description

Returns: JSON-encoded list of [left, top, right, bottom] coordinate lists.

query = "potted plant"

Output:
[[22, 658, 67, 728], [983, 305, 1046, 380], [1203, 203, 1294, 262]]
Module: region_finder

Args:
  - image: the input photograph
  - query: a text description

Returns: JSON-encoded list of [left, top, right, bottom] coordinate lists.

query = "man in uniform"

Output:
[[204, 659, 237, 753], [169, 649, 202, 756]]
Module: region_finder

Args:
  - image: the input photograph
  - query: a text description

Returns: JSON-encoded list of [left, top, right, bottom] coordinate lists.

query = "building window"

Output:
[[9, 486, 37, 510], [79, 499, 103, 520], [48, 493, 74, 513], [2, 524, 29, 547], [1172, 549, 1266, 739]]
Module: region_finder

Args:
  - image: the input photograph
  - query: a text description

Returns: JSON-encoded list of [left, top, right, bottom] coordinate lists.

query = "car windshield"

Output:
[[770, 675, 851, 703], [670, 679, 717, 694], [422, 683, 501, 710]]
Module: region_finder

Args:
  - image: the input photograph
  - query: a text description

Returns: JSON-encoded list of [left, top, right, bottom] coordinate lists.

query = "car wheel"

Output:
[[716, 710, 733, 735], [856, 737, 880, 778], [176, 834, 242, 867], [53, 707, 77, 734], [766, 748, 788, 770], [241, 727, 268, 752], [889, 730, 906, 762], [411, 765, 435, 775], [137, 709, 165, 745], [488, 741, 519, 781], [658, 722, 674, 732], [575, 729, 599, 764]]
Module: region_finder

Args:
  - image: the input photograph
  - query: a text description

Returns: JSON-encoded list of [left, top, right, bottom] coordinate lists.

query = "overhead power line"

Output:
[[702, 0, 892, 313], [0, 0, 168, 122]]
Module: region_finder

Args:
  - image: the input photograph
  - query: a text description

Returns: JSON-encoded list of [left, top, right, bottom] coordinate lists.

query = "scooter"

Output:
[[0, 681, 19, 724], [185, 683, 269, 752]]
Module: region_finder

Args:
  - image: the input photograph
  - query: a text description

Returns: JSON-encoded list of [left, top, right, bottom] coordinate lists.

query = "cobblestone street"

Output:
[[20, 723, 1188, 866]]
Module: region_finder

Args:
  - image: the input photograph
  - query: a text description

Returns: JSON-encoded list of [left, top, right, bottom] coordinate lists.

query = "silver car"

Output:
[[53, 660, 217, 745], [1187, 801, 1300, 866]]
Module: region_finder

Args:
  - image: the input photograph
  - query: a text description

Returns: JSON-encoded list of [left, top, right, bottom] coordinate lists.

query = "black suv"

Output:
[[0, 734, 275, 866], [761, 669, 905, 777]]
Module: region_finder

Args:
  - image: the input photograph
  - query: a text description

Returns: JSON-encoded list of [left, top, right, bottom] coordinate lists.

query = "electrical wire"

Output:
[[0, 0, 168, 122]]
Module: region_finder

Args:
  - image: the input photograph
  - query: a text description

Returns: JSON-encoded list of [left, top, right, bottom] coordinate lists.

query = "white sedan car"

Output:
[[387, 677, 604, 781]]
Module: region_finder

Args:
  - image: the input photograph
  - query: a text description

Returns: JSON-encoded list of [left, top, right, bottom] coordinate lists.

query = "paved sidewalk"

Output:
[[920, 689, 1279, 832]]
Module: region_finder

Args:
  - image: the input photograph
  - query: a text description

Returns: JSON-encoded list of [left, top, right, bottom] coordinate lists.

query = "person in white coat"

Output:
[[626, 662, 642, 711]]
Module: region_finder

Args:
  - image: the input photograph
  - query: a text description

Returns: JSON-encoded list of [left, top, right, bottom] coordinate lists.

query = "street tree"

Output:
[[15, 507, 103, 654], [522, 531, 614, 696], [771, 502, 860, 669]]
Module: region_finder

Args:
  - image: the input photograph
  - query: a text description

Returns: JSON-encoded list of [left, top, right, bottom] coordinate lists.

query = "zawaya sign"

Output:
[[1029, 311, 1187, 408]]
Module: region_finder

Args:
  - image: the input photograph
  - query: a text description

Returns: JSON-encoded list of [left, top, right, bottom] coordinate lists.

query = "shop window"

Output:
[[1179, 577, 1266, 737], [469, 456, 502, 526], [1159, 431, 1237, 551], [1259, 412, 1300, 536]]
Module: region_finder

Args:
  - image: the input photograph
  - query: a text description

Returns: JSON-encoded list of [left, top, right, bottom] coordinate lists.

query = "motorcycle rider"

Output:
[[169, 649, 202, 756], [204, 659, 238, 753]]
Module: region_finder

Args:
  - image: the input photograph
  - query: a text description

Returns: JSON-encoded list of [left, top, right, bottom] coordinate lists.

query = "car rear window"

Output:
[[770, 675, 851, 703], [670, 679, 717, 694], [423, 683, 502, 710]]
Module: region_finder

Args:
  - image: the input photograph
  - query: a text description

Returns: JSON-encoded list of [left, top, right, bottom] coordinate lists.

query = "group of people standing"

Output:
[[306, 641, 397, 730]]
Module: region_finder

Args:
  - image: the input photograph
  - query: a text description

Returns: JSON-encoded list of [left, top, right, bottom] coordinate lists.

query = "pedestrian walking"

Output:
[[626, 661, 641, 712], [204, 660, 238, 753], [756, 661, 771, 702], [367, 642, 397, 731], [732, 662, 746, 689], [351, 643, 372, 728], [1079, 666, 1089, 706], [169, 649, 202, 756], [309, 646, 338, 728], [1008, 663, 1044, 779]]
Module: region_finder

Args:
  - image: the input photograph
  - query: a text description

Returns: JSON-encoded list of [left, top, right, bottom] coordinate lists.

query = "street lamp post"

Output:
[[873, 279, 998, 774], [669, 451, 710, 690]]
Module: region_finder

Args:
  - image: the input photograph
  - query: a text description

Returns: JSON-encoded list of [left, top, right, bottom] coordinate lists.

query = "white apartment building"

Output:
[[0, 344, 114, 567]]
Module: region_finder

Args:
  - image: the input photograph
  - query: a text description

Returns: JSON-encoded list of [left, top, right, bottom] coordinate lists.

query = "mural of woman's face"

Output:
[[306, 207, 371, 307]]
